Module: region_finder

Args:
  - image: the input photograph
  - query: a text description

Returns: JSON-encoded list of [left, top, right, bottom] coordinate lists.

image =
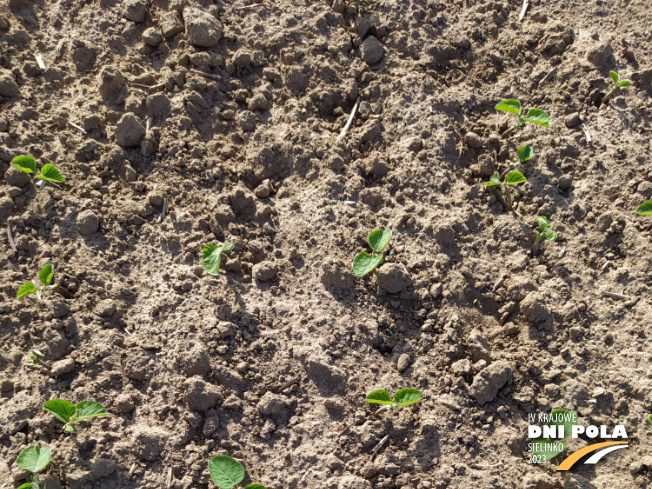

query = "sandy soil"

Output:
[[1, 0, 652, 488]]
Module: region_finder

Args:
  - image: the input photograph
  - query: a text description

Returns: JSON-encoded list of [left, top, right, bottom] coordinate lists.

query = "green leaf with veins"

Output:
[[368, 229, 392, 253], [485, 172, 501, 187], [16, 483, 38, 489], [17, 282, 38, 299], [43, 399, 76, 423], [366, 389, 393, 405], [203, 242, 233, 276], [16, 446, 51, 474], [517, 145, 534, 162], [12, 155, 36, 174], [521, 108, 551, 127], [544, 229, 557, 241], [38, 164, 65, 183], [619, 79, 632, 87], [353, 252, 383, 278], [495, 99, 521, 116], [636, 201, 652, 215], [245, 484, 266, 489], [209, 456, 245, 489], [610, 71, 619, 86], [74, 401, 107, 422], [538, 216, 551, 231], [393, 388, 423, 406], [39, 264, 54, 286], [505, 171, 527, 185]]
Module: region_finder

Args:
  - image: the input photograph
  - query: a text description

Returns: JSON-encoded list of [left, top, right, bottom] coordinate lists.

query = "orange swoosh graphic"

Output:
[[556, 441, 628, 471]]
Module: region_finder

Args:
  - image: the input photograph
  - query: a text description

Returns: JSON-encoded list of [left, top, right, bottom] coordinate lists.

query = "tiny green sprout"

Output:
[[26, 349, 51, 369], [209, 455, 266, 489], [485, 170, 527, 211], [648, 414, 652, 426], [636, 200, 652, 231], [15, 445, 51, 489], [12, 155, 65, 188], [203, 242, 234, 276], [495, 100, 551, 129], [366, 388, 423, 416], [353, 229, 392, 278], [43, 399, 107, 433], [602, 71, 632, 105], [17, 264, 68, 300], [532, 217, 557, 257], [500, 145, 534, 179]]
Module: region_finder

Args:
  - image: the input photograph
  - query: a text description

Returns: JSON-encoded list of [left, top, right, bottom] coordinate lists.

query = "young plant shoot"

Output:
[[43, 400, 107, 433], [636, 200, 652, 231], [27, 349, 51, 369], [12, 155, 65, 188], [366, 388, 423, 416], [209, 455, 266, 489], [602, 71, 632, 105], [495, 100, 551, 129], [532, 217, 557, 257], [353, 229, 392, 278], [485, 171, 527, 210], [17, 264, 69, 300], [500, 145, 534, 179], [203, 242, 234, 276], [15, 445, 51, 489]]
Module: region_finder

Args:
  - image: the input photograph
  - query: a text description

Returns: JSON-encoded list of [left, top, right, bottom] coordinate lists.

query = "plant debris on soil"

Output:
[[1, 0, 652, 488]]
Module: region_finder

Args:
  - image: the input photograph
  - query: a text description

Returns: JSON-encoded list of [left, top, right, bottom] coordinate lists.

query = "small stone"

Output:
[[5, 166, 31, 187], [253, 261, 277, 281], [565, 113, 581, 128], [77, 209, 100, 235], [183, 7, 223, 48], [355, 17, 372, 37], [331, 0, 345, 14], [376, 263, 412, 294], [361, 36, 384, 65], [596, 211, 613, 232], [254, 179, 273, 198], [124, 164, 137, 182], [464, 131, 483, 148], [90, 458, 116, 479], [160, 11, 184, 38], [0, 196, 14, 218], [558, 174, 573, 190], [115, 113, 145, 147], [469, 360, 512, 405], [50, 358, 75, 377], [397, 353, 411, 372], [247, 93, 268, 111], [238, 110, 256, 131], [0, 70, 20, 98], [232, 49, 252, 68], [147, 191, 164, 206], [146, 92, 170, 117], [123, 0, 147, 22], [52, 301, 70, 319], [216, 321, 235, 338], [142, 27, 162, 46], [586, 41, 613, 66]]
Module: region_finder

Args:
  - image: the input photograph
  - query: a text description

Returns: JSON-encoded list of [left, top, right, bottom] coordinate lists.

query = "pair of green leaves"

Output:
[[353, 229, 392, 278], [496, 100, 551, 128], [209, 455, 265, 489], [43, 400, 107, 433], [17, 264, 54, 299], [16, 446, 51, 488], [531, 409, 577, 461], [636, 200, 652, 216], [609, 71, 632, 89], [485, 171, 527, 187], [12, 155, 65, 186], [536, 216, 557, 242], [366, 388, 423, 408], [203, 242, 234, 276]]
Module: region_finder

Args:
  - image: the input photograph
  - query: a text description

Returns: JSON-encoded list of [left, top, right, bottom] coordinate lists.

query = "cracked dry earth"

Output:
[[1, 0, 652, 488]]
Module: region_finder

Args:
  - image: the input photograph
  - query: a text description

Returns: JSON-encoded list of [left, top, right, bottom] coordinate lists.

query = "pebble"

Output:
[[183, 7, 223, 47], [464, 131, 483, 148], [397, 353, 412, 372], [77, 209, 99, 234], [238, 110, 256, 131], [123, 0, 147, 22], [0, 70, 20, 98], [160, 11, 184, 38], [254, 179, 273, 198], [596, 211, 613, 232], [232, 49, 252, 68], [361, 36, 384, 65], [115, 113, 145, 147], [253, 261, 277, 281], [5, 166, 31, 187], [247, 93, 268, 111], [146, 92, 170, 117], [564, 113, 581, 128], [142, 27, 162, 46], [558, 174, 573, 190]]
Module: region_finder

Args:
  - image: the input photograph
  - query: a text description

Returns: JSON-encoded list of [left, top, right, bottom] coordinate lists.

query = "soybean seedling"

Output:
[[26, 349, 52, 369], [500, 145, 534, 179], [636, 200, 652, 231], [17, 264, 69, 300], [485, 171, 527, 211], [366, 388, 423, 416], [12, 155, 65, 188], [353, 229, 392, 278], [532, 217, 557, 257], [209, 455, 266, 489], [496, 100, 551, 130], [43, 399, 107, 433], [602, 71, 632, 105], [15, 445, 51, 489], [203, 242, 234, 276]]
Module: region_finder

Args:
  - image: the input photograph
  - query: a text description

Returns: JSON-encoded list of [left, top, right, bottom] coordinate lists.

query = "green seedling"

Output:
[[602, 71, 632, 105], [43, 399, 107, 433], [15, 445, 51, 489], [26, 349, 52, 369], [203, 242, 234, 276], [353, 229, 392, 278], [209, 455, 266, 489], [532, 216, 557, 257], [500, 145, 534, 179], [17, 264, 69, 300], [496, 100, 551, 129], [531, 409, 577, 461], [366, 388, 423, 416], [636, 200, 652, 231], [12, 155, 65, 188], [485, 170, 527, 210]]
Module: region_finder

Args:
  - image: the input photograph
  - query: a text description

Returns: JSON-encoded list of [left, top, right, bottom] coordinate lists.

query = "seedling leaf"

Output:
[[522, 108, 551, 127], [636, 200, 652, 215], [16, 446, 51, 474], [495, 99, 521, 116], [368, 229, 392, 253], [505, 171, 526, 185], [245, 485, 266, 489], [209, 455, 245, 489], [538, 216, 551, 231], [485, 172, 501, 187], [16, 483, 36, 489], [203, 242, 233, 276], [648, 414, 652, 425], [547, 409, 577, 438], [12, 155, 36, 174], [517, 145, 534, 162], [38, 164, 65, 183], [543, 229, 557, 241], [17, 282, 38, 299], [619, 80, 632, 87], [74, 401, 107, 422], [532, 438, 567, 461], [39, 264, 54, 286], [43, 399, 76, 423], [394, 388, 423, 406], [610, 71, 619, 86], [366, 389, 393, 405], [353, 252, 383, 278]]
